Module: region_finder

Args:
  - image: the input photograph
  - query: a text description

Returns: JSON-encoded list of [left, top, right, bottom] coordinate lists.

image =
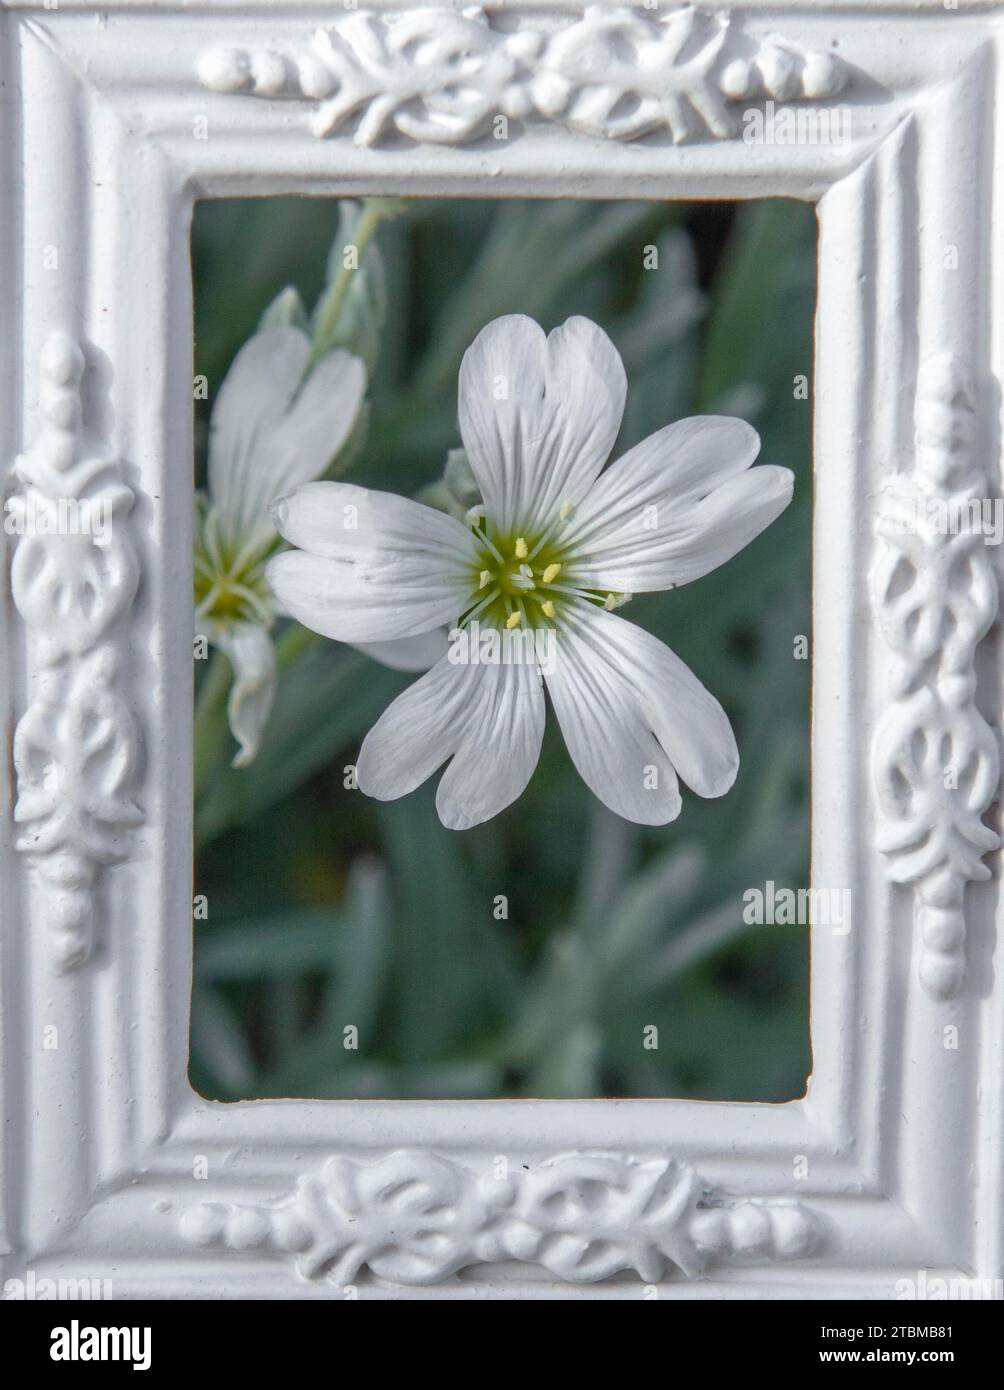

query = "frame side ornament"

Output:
[[871, 355, 1001, 999], [9, 333, 143, 970]]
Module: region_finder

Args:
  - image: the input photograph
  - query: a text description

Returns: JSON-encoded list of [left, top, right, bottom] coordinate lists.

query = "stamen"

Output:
[[505, 610, 523, 630], [230, 581, 274, 625], [548, 581, 608, 604], [541, 562, 562, 584], [471, 523, 505, 565], [201, 508, 227, 576], [230, 528, 276, 578], [514, 537, 529, 559], [194, 584, 222, 621], [479, 569, 492, 589], [525, 592, 558, 622], [462, 587, 500, 626], [465, 504, 486, 526], [604, 592, 633, 611]]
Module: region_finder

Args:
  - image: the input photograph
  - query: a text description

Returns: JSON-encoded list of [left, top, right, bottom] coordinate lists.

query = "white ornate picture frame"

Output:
[[2, 0, 1003, 1300]]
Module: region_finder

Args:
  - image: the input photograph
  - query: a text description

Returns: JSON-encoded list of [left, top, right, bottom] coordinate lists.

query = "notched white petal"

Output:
[[589, 608, 739, 799], [563, 415, 792, 593], [265, 549, 467, 644], [357, 656, 545, 831], [208, 327, 366, 545], [458, 314, 627, 534], [270, 479, 477, 567], [436, 662, 545, 830], [544, 607, 737, 825]]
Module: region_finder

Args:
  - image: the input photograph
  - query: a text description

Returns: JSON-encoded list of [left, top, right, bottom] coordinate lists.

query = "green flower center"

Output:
[[460, 512, 629, 632], [194, 501, 276, 629]]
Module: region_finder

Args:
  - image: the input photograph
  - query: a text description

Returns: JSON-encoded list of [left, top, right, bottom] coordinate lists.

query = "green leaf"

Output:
[[190, 984, 258, 1097], [315, 855, 391, 1042], [612, 227, 704, 450], [595, 843, 706, 978], [698, 199, 817, 412], [376, 789, 520, 1060], [410, 199, 664, 398], [195, 908, 345, 981], [195, 641, 404, 847], [523, 1022, 603, 1098]]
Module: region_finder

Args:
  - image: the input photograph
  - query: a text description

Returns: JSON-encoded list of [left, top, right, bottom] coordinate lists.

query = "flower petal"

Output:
[[583, 608, 739, 798], [436, 661, 545, 831], [266, 552, 464, 644], [544, 606, 738, 824], [266, 482, 477, 643], [357, 655, 544, 831], [561, 416, 792, 593], [271, 479, 476, 565], [458, 315, 627, 535], [203, 621, 277, 769], [351, 628, 448, 672], [208, 328, 366, 547]]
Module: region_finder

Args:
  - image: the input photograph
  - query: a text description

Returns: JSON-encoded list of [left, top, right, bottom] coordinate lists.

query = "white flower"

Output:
[[195, 326, 366, 765], [266, 315, 793, 828]]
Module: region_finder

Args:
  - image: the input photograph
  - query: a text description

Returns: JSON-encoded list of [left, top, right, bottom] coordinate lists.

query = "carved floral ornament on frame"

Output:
[[197, 5, 849, 146], [4, 0, 1004, 1300]]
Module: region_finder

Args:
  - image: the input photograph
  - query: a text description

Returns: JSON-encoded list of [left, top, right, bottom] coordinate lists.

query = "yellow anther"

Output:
[[542, 562, 562, 584], [604, 593, 617, 610], [514, 537, 529, 559], [541, 600, 556, 619], [559, 500, 573, 521], [505, 610, 523, 629], [479, 570, 492, 589]]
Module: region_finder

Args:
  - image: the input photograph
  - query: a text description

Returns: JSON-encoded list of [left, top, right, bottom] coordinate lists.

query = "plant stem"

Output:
[[193, 649, 231, 798], [275, 620, 317, 672], [307, 203, 384, 371], [192, 201, 387, 800]]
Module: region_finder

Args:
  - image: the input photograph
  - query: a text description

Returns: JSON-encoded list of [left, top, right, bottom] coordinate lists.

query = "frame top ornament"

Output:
[[197, 5, 848, 147]]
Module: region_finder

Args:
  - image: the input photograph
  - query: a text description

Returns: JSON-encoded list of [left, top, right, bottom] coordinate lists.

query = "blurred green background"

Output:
[[191, 196, 814, 1102]]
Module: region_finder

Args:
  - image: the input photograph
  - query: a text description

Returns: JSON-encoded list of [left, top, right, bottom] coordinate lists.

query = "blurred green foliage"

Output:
[[192, 196, 814, 1103]]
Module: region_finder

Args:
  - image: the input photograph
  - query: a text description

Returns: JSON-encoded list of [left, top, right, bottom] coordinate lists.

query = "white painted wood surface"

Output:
[[1, 0, 1002, 1299]]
